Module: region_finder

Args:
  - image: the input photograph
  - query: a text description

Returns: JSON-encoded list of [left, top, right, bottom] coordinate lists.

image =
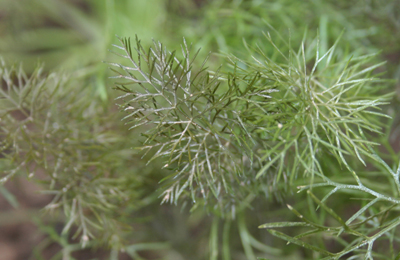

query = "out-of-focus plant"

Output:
[[0, 0, 171, 102], [0, 59, 174, 256]]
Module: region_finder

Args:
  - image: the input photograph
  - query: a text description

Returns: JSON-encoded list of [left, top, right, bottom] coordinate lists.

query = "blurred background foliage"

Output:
[[0, 0, 399, 259]]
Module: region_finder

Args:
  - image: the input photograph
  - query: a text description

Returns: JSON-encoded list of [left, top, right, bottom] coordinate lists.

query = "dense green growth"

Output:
[[0, 0, 399, 259]]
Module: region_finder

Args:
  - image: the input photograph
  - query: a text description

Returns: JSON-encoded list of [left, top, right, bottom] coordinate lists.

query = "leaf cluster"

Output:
[[261, 156, 400, 259], [0, 0, 399, 259], [109, 36, 276, 216], [0, 60, 142, 248], [110, 31, 392, 223]]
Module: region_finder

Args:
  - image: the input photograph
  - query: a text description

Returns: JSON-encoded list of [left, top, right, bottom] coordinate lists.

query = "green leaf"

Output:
[[259, 222, 312, 229], [267, 229, 334, 256], [0, 186, 19, 208]]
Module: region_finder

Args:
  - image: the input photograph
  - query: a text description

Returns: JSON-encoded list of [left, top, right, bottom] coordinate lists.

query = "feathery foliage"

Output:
[[109, 36, 272, 216], [0, 0, 399, 259], [110, 31, 392, 220], [0, 60, 143, 249]]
